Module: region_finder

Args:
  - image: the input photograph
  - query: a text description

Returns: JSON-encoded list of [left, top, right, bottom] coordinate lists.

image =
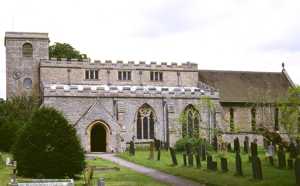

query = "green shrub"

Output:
[[175, 137, 213, 152], [0, 153, 4, 169], [12, 107, 85, 178]]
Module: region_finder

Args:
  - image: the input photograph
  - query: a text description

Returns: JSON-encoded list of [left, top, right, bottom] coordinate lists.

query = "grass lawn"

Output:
[[118, 150, 295, 186], [0, 153, 167, 186]]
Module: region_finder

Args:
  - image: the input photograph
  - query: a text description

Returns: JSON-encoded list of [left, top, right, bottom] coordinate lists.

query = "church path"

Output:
[[86, 153, 204, 186]]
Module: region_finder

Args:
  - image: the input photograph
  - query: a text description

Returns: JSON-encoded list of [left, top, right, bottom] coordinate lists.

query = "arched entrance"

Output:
[[91, 124, 107, 152]]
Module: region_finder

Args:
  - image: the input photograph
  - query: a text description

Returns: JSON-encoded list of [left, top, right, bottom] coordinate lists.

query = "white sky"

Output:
[[1, 0, 300, 99]]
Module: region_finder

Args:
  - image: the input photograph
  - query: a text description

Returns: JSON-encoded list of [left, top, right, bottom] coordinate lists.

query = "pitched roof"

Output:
[[198, 70, 293, 103]]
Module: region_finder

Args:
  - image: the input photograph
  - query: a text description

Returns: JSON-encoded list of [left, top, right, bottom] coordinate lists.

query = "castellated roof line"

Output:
[[41, 58, 198, 70], [43, 84, 219, 98]]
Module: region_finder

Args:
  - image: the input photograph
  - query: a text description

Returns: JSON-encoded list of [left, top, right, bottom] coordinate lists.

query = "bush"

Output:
[[12, 107, 85, 178], [175, 137, 213, 152], [0, 96, 39, 152]]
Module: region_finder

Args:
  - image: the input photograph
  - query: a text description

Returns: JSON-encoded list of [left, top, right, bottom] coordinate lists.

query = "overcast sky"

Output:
[[1, 0, 300, 99]]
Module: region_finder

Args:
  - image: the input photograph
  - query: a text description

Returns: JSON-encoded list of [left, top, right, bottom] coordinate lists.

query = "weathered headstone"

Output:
[[227, 143, 232, 152], [169, 148, 178, 166], [251, 141, 263, 180], [221, 157, 228, 172], [234, 137, 240, 153], [149, 141, 155, 160], [201, 143, 206, 161], [154, 138, 161, 161], [295, 158, 300, 186], [235, 152, 243, 176], [186, 144, 194, 167], [251, 142, 258, 157], [267, 143, 275, 166], [278, 145, 286, 169], [207, 155, 212, 170], [244, 136, 249, 154], [183, 153, 187, 166], [289, 142, 297, 159], [195, 151, 201, 168], [129, 141, 135, 156], [211, 161, 218, 171], [288, 159, 294, 169], [213, 135, 218, 152]]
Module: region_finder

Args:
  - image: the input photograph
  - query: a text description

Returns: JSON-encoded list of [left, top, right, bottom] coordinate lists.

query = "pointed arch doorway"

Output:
[[88, 121, 110, 152]]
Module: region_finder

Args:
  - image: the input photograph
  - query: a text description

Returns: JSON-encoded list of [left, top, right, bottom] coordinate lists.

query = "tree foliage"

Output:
[[0, 96, 39, 152], [12, 107, 85, 178], [279, 86, 300, 140], [49, 42, 88, 60]]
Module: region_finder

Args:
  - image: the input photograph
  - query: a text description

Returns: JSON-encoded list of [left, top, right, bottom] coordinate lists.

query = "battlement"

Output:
[[40, 58, 198, 71], [43, 84, 219, 99]]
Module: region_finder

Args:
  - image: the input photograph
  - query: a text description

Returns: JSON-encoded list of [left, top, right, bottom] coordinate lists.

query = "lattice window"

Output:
[[182, 105, 200, 137], [136, 104, 155, 139]]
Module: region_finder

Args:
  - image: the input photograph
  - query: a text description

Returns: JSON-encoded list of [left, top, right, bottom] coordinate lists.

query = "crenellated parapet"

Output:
[[43, 84, 219, 99], [40, 58, 198, 71]]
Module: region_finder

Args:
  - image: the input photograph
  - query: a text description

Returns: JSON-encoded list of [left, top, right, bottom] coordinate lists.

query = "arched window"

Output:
[[182, 105, 200, 137], [229, 108, 234, 132], [136, 104, 155, 139], [22, 43, 33, 57], [23, 78, 32, 89]]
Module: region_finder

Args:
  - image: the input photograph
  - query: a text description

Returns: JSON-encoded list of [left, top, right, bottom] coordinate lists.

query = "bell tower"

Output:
[[5, 32, 49, 98]]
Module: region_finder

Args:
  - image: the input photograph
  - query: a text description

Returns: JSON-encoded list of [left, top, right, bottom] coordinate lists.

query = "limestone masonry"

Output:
[[4, 32, 293, 152]]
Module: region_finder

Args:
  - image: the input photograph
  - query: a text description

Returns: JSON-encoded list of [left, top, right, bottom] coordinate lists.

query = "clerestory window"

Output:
[[150, 71, 163, 81], [118, 71, 131, 81], [85, 69, 99, 80]]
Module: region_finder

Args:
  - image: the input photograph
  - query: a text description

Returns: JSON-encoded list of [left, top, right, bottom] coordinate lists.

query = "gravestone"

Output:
[[234, 137, 240, 153], [169, 148, 178, 166], [148, 142, 155, 160], [251, 142, 258, 157], [278, 145, 286, 169], [235, 152, 243, 176], [267, 143, 275, 166], [227, 143, 232, 152], [251, 142, 263, 180], [186, 144, 193, 167], [129, 141, 135, 156], [288, 142, 297, 159], [154, 139, 161, 161], [212, 135, 218, 152], [195, 151, 201, 168], [288, 159, 294, 169], [244, 136, 249, 154], [296, 139, 300, 157], [201, 143, 206, 161], [183, 153, 187, 166], [295, 158, 300, 186], [207, 155, 212, 170], [211, 161, 217, 171], [221, 157, 228, 172]]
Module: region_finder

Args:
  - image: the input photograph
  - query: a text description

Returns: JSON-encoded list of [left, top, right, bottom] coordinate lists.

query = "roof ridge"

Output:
[[199, 69, 282, 74]]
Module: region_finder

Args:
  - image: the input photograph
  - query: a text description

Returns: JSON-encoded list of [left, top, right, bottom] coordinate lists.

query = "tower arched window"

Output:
[[182, 105, 200, 137], [136, 104, 156, 139], [22, 43, 33, 57]]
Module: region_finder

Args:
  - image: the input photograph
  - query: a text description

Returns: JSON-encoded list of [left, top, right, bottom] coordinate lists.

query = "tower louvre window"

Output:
[[85, 69, 99, 80], [22, 43, 33, 57]]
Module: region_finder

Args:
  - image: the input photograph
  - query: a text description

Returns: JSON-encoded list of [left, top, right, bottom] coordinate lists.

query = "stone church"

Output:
[[4, 32, 294, 152]]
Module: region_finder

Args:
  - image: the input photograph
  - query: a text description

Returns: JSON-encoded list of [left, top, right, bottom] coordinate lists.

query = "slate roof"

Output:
[[198, 69, 293, 103]]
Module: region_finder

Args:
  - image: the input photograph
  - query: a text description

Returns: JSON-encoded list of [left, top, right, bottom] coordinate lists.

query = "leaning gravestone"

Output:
[[251, 142, 263, 180], [221, 157, 228, 172], [235, 152, 243, 176], [149, 141, 155, 160], [234, 137, 240, 153], [186, 144, 194, 167], [207, 155, 212, 170], [169, 148, 178, 166], [244, 136, 249, 154], [129, 140, 135, 156], [195, 151, 201, 168], [154, 139, 161, 161], [278, 145, 286, 169], [201, 143, 206, 161], [212, 135, 218, 152], [183, 153, 187, 167], [227, 143, 232, 152], [295, 158, 300, 186]]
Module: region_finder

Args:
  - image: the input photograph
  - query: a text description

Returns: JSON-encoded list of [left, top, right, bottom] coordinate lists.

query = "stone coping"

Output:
[[43, 84, 219, 99]]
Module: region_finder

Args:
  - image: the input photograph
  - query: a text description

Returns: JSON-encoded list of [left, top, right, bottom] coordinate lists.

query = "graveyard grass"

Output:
[[0, 153, 167, 186], [118, 150, 295, 186]]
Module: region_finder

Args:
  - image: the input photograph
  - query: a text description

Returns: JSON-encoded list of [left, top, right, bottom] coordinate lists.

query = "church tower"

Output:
[[5, 32, 49, 98]]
